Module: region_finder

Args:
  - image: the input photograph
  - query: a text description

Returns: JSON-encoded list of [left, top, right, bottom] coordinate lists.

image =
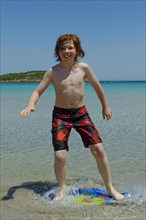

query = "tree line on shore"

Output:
[[0, 70, 46, 82]]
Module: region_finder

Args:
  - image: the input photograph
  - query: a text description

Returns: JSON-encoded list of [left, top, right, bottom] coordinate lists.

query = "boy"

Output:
[[20, 34, 124, 201]]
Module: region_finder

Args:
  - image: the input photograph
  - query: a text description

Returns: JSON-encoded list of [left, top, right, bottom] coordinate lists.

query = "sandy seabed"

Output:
[[1, 186, 145, 220]]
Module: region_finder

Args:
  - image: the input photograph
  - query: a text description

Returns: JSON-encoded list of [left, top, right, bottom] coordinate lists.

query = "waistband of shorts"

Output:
[[53, 105, 86, 113]]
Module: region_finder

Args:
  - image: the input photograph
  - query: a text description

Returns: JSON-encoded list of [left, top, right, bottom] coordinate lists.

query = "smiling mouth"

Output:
[[64, 55, 71, 58]]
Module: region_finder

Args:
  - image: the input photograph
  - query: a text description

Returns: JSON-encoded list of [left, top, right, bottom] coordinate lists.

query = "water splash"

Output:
[[118, 183, 146, 204], [38, 183, 146, 206]]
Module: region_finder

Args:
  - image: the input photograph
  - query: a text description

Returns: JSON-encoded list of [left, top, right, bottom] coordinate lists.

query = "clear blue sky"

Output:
[[1, 0, 145, 80]]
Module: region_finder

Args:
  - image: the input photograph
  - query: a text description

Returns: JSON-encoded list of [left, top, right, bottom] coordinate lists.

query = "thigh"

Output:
[[75, 115, 102, 148], [51, 117, 72, 151]]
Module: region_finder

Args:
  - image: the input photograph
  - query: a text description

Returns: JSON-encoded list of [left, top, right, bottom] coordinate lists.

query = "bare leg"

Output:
[[89, 143, 124, 200], [53, 150, 68, 201]]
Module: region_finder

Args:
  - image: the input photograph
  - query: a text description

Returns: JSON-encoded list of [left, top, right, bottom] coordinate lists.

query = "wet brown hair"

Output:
[[54, 34, 85, 61]]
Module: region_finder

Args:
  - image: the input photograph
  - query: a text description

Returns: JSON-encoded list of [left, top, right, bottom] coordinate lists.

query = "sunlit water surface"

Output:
[[1, 81, 145, 220]]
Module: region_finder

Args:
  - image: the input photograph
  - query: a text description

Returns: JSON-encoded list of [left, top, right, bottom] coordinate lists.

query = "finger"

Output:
[[20, 109, 29, 117], [107, 115, 112, 120], [19, 110, 25, 117], [19, 111, 26, 117], [24, 109, 30, 117], [102, 113, 105, 120]]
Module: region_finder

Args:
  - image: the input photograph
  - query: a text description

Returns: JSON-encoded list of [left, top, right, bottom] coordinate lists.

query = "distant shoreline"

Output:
[[0, 70, 45, 82], [0, 80, 145, 83], [0, 71, 145, 82], [0, 80, 41, 82]]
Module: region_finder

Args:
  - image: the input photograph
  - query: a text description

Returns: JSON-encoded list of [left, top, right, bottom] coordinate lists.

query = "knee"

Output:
[[90, 143, 105, 159], [55, 150, 67, 163]]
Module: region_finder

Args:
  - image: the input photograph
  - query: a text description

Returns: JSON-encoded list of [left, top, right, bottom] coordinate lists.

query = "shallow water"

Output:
[[1, 81, 146, 220], [1, 180, 145, 220]]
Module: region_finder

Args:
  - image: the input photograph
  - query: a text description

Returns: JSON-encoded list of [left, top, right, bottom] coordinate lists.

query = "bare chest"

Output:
[[53, 69, 85, 89]]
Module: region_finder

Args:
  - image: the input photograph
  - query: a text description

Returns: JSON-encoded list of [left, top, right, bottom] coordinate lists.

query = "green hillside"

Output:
[[0, 70, 46, 82]]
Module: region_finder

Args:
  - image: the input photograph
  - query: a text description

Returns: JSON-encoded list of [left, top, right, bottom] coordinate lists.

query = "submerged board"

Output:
[[74, 188, 127, 206], [41, 187, 128, 206]]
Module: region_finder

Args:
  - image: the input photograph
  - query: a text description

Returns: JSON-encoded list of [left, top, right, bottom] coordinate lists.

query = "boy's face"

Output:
[[59, 40, 77, 62]]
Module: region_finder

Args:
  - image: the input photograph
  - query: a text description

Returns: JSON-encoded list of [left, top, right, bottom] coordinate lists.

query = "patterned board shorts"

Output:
[[51, 105, 102, 151]]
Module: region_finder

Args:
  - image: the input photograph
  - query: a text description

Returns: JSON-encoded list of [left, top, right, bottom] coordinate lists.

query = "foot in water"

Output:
[[53, 187, 66, 201], [107, 186, 125, 200]]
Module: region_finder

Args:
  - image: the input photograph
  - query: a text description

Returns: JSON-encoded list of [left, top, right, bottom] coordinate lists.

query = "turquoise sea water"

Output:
[[1, 81, 146, 220]]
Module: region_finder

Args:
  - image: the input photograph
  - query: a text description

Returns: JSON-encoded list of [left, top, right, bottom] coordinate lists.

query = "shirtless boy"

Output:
[[20, 34, 124, 201]]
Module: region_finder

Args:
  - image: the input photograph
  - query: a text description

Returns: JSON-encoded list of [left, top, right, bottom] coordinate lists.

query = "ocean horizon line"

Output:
[[0, 80, 145, 83]]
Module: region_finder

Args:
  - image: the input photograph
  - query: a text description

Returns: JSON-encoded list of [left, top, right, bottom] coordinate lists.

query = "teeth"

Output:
[[64, 54, 70, 57]]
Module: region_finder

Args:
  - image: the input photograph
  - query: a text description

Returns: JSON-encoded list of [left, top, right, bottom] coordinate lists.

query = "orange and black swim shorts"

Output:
[[51, 105, 102, 151]]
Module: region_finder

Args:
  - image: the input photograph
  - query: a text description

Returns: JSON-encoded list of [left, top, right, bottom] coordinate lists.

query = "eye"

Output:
[[59, 46, 75, 51], [68, 47, 74, 50], [60, 47, 65, 51]]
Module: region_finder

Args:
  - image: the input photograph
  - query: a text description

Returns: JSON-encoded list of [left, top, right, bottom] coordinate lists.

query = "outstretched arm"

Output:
[[20, 68, 53, 117], [84, 63, 112, 120]]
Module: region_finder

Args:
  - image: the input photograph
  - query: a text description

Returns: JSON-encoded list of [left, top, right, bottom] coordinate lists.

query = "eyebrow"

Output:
[[62, 41, 71, 45]]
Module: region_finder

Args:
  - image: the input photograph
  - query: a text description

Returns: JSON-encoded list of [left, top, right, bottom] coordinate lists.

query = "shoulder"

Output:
[[77, 62, 91, 75], [51, 63, 62, 74], [78, 62, 93, 76], [44, 63, 60, 77], [43, 67, 53, 78], [52, 63, 60, 69], [78, 61, 90, 70]]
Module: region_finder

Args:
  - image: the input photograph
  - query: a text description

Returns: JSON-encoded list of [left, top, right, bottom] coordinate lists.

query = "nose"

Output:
[[64, 48, 69, 52]]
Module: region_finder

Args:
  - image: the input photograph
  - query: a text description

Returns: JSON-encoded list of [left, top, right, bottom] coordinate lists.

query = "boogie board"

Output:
[[41, 187, 128, 206], [74, 188, 127, 206]]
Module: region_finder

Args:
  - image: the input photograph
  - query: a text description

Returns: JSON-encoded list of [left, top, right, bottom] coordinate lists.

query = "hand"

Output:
[[102, 107, 112, 120], [19, 106, 35, 118]]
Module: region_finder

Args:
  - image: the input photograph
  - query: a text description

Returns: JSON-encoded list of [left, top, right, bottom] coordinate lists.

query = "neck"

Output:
[[60, 60, 77, 69]]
